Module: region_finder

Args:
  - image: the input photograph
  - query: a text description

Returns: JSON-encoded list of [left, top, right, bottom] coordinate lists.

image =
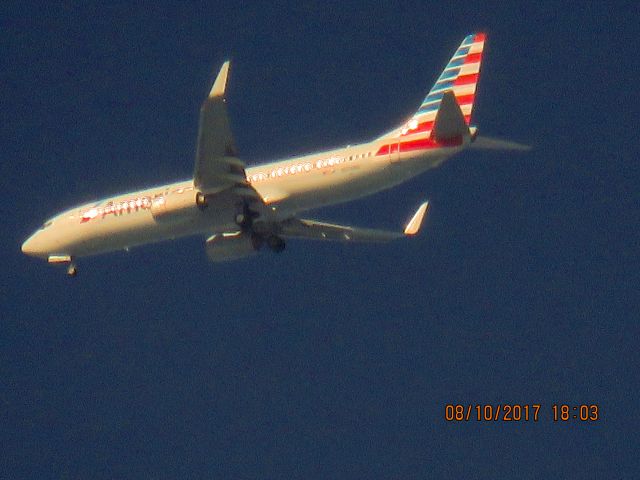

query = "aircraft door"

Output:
[[389, 141, 401, 164]]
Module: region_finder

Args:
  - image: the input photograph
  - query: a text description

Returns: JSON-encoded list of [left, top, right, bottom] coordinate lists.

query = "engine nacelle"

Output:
[[150, 191, 199, 224], [205, 231, 259, 262]]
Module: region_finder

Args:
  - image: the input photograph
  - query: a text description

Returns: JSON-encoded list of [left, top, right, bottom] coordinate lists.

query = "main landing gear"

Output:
[[266, 235, 285, 253], [234, 204, 285, 254], [249, 233, 285, 254], [234, 204, 260, 230], [235, 212, 248, 227]]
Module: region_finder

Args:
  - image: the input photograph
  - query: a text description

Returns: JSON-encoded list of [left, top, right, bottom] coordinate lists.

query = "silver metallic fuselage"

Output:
[[21, 143, 459, 259]]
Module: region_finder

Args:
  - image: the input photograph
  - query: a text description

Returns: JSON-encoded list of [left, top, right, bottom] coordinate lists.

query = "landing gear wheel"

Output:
[[235, 206, 259, 229], [235, 212, 247, 227], [267, 235, 286, 253], [196, 192, 208, 209], [67, 264, 77, 277], [251, 232, 264, 250]]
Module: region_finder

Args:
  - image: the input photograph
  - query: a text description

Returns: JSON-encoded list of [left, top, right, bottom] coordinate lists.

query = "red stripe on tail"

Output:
[[454, 73, 479, 86], [464, 53, 482, 64], [455, 94, 475, 106]]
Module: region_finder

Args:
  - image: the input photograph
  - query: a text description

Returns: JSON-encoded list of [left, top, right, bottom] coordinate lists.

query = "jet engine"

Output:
[[150, 192, 199, 223], [205, 231, 259, 262]]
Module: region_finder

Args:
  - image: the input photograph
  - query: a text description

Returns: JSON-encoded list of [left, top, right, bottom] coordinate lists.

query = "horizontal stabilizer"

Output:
[[470, 136, 531, 151], [432, 91, 470, 142], [277, 201, 430, 243]]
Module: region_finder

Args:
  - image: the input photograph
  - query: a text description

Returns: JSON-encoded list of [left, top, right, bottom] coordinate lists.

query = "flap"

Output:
[[278, 218, 404, 243]]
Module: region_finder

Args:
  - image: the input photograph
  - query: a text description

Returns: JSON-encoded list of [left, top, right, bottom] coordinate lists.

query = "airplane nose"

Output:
[[21, 236, 35, 255], [21, 234, 45, 257]]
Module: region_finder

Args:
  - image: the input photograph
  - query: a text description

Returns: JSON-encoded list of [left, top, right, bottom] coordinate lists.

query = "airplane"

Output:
[[21, 33, 527, 276]]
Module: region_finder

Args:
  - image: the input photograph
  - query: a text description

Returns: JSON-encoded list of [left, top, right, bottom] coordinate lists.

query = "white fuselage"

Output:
[[21, 139, 462, 259]]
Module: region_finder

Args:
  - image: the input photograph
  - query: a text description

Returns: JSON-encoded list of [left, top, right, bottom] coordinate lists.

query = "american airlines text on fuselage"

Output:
[[79, 152, 373, 223]]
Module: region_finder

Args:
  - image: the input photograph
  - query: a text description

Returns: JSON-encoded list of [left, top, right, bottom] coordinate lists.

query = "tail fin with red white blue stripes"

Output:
[[378, 33, 486, 141]]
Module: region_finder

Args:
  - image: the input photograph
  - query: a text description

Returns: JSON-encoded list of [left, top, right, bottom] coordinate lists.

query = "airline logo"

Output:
[[80, 197, 154, 223], [376, 33, 485, 156], [413, 32, 485, 129]]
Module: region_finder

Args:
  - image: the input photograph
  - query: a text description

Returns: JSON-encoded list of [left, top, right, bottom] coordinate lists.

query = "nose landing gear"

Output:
[[47, 254, 77, 277], [67, 263, 77, 277]]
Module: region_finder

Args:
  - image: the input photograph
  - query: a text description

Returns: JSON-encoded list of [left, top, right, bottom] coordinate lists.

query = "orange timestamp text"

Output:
[[445, 404, 600, 422], [445, 404, 541, 422]]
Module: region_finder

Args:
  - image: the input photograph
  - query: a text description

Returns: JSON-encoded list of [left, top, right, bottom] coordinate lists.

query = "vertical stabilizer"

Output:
[[419, 33, 485, 126], [378, 33, 485, 141]]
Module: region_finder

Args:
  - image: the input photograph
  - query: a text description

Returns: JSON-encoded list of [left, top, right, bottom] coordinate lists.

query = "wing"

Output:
[[275, 201, 430, 243], [193, 61, 251, 195]]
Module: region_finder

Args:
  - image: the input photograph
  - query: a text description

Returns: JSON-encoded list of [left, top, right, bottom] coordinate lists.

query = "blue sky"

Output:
[[2, 2, 638, 478]]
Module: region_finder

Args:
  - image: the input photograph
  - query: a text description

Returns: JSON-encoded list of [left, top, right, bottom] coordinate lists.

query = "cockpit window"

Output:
[[40, 220, 53, 230]]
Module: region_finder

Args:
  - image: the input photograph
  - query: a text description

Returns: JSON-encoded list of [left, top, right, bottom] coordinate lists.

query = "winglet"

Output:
[[209, 60, 230, 98], [404, 201, 430, 235]]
